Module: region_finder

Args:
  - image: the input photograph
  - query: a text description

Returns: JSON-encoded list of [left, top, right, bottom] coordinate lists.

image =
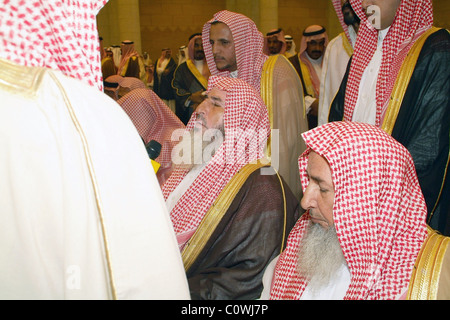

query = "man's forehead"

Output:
[[207, 87, 227, 100], [308, 38, 326, 44], [210, 22, 232, 36]]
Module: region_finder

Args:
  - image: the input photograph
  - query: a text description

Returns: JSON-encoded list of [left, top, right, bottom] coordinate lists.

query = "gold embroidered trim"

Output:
[[186, 59, 208, 89], [48, 72, 118, 300], [341, 32, 354, 57], [381, 27, 439, 135], [407, 227, 450, 300], [381, 27, 448, 221], [0, 59, 118, 299], [0, 59, 46, 98], [299, 60, 315, 98], [260, 55, 278, 160], [182, 161, 268, 272], [274, 167, 287, 254]]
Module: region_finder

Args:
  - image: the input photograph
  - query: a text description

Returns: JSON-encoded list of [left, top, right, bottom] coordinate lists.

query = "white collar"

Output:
[[378, 26, 391, 46], [306, 54, 323, 66], [194, 59, 204, 67]]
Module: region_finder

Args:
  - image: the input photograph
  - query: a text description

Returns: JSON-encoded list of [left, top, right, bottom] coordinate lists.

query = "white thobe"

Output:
[[318, 26, 357, 126], [0, 59, 190, 300], [352, 27, 390, 124]]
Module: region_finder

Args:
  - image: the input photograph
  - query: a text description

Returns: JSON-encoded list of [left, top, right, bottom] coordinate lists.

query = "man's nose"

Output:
[[196, 100, 208, 114], [300, 184, 314, 211], [311, 43, 321, 50], [211, 43, 218, 55]]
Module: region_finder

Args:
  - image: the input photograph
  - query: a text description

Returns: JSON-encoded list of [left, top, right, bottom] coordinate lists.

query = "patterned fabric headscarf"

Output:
[[344, 0, 433, 126], [162, 76, 270, 249], [104, 75, 146, 101], [117, 87, 184, 145], [0, 0, 107, 91], [117, 88, 185, 186], [106, 75, 146, 91], [270, 121, 428, 300], [202, 10, 268, 93]]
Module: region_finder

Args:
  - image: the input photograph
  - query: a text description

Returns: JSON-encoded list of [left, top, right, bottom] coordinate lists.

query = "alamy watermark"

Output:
[[170, 128, 279, 175], [365, 5, 381, 30], [66, 265, 81, 290]]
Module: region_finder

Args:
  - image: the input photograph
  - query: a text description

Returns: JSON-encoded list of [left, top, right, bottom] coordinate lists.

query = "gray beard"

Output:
[[171, 127, 224, 171], [297, 223, 347, 293]]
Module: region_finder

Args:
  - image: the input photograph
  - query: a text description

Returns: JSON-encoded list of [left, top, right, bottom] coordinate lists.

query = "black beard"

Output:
[[344, 14, 360, 26], [342, 2, 360, 26]]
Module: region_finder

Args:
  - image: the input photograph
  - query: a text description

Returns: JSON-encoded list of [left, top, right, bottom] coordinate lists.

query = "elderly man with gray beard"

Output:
[[162, 76, 300, 300], [261, 121, 450, 300]]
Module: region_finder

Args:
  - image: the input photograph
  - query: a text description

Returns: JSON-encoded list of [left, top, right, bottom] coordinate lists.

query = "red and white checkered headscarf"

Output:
[[117, 87, 185, 168], [270, 121, 428, 300], [162, 76, 270, 249], [0, 0, 107, 91], [202, 10, 268, 93], [344, 0, 433, 126], [106, 75, 146, 91], [104, 75, 147, 101]]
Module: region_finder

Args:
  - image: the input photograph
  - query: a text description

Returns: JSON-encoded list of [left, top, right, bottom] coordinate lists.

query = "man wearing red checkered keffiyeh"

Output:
[[202, 10, 308, 203], [262, 121, 428, 300], [329, 0, 450, 236], [162, 76, 300, 299], [0, 0, 106, 91], [103, 74, 147, 100], [117, 88, 185, 186]]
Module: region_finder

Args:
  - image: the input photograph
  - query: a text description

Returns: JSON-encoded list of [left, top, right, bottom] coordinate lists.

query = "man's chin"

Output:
[[216, 65, 228, 71], [214, 61, 231, 71]]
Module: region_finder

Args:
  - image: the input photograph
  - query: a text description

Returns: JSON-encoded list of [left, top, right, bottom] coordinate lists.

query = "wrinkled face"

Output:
[[301, 151, 335, 229], [209, 22, 238, 72], [267, 36, 282, 55], [362, 0, 401, 30], [194, 37, 205, 61], [194, 87, 226, 134], [306, 38, 326, 60]]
